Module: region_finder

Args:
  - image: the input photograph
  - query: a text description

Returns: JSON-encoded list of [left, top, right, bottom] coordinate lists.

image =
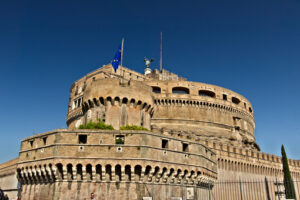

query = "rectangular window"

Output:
[[29, 140, 34, 147], [79, 135, 87, 144], [183, 143, 189, 152], [162, 139, 168, 149], [223, 94, 227, 100], [73, 97, 83, 109], [42, 137, 47, 145], [115, 135, 125, 145]]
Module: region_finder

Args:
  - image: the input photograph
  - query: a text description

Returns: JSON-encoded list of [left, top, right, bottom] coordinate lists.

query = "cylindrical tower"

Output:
[[146, 80, 257, 150]]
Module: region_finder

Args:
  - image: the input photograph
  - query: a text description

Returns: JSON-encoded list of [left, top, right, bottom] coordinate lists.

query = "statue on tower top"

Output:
[[144, 57, 154, 75]]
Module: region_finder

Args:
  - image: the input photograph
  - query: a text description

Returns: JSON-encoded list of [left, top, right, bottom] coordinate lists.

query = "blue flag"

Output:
[[111, 43, 122, 72]]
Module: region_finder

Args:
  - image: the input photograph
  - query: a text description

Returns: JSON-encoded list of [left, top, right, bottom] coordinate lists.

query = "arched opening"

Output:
[[67, 164, 73, 181], [176, 169, 182, 179], [86, 164, 93, 181], [93, 98, 98, 106], [88, 100, 93, 107], [96, 164, 102, 181], [106, 97, 112, 105], [172, 87, 189, 95], [198, 90, 215, 98], [114, 97, 120, 106], [76, 164, 83, 181], [152, 86, 161, 94], [183, 170, 188, 179], [161, 167, 167, 178], [125, 165, 131, 181], [249, 107, 253, 113], [232, 97, 241, 105], [144, 165, 151, 181], [105, 165, 112, 181], [115, 165, 122, 181], [122, 98, 128, 104], [130, 99, 136, 105], [134, 165, 142, 181], [169, 168, 175, 177], [56, 163, 63, 180], [99, 97, 104, 105]]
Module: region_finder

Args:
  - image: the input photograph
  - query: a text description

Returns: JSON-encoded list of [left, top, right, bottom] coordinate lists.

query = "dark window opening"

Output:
[[79, 135, 87, 144], [198, 90, 215, 98], [232, 97, 241, 105], [162, 139, 168, 149], [152, 86, 161, 94], [249, 107, 253, 113], [29, 140, 34, 147], [244, 102, 247, 108], [172, 87, 189, 95], [115, 135, 125, 145], [183, 143, 189, 152], [223, 94, 227, 100], [42, 137, 47, 145]]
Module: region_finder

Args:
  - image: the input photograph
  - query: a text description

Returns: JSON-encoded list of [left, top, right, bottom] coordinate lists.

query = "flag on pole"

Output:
[[111, 40, 123, 72]]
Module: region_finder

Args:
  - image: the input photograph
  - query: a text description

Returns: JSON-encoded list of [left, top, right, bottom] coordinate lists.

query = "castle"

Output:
[[1, 63, 300, 200]]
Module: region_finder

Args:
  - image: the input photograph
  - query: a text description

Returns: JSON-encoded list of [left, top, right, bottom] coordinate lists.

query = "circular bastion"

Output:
[[66, 64, 258, 151]]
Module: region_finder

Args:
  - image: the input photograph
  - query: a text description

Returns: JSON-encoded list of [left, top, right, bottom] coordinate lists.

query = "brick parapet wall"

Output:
[[203, 140, 300, 179]]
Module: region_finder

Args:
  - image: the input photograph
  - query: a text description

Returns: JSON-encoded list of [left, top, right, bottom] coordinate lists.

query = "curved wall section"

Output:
[[145, 80, 256, 150], [68, 78, 153, 130]]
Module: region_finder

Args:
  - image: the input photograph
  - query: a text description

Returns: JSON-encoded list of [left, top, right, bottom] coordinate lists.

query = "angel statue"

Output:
[[144, 57, 154, 68]]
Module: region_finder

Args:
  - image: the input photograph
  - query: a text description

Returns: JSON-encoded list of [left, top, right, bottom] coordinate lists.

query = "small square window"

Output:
[[115, 135, 125, 145], [183, 143, 189, 152], [162, 139, 168, 149], [79, 135, 87, 144], [223, 94, 227, 100]]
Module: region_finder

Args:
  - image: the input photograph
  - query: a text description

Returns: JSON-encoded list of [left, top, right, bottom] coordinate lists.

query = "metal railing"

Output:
[[211, 178, 300, 200]]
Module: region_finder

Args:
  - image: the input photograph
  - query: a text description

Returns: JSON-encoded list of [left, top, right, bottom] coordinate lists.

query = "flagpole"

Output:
[[121, 38, 124, 66]]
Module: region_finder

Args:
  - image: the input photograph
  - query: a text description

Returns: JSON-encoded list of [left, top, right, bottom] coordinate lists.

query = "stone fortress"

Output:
[[1, 63, 300, 200]]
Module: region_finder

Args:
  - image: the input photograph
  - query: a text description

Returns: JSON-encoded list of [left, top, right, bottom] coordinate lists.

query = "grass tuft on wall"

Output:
[[120, 125, 148, 131], [78, 120, 114, 130]]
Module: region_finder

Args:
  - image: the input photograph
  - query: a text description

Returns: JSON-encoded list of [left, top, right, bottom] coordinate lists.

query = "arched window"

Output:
[[249, 107, 253, 113], [198, 90, 215, 98], [232, 97, 240, 105], [172, 87, 189, 95], [152, 86, 161, 94]]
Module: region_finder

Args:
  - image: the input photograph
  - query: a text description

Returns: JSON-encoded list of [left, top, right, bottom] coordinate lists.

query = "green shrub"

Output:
[[115, 138, 124, 144], [120, 125, 148, 131], [78, 120, 114, 130]]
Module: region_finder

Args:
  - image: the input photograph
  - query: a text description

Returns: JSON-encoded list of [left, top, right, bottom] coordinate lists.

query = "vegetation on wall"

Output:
[[115, 138, 124, 144], [120, 125, 148, 131], [281, 144, 296, 199], [78, 120, 114, 130]]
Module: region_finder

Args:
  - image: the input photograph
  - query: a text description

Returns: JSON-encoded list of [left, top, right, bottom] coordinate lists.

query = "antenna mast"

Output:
[[121, 38, 124, 66], [160, 32, 163, 71]]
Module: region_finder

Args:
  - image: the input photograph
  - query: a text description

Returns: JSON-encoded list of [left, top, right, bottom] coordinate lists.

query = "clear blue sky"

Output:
[[0, 0, 300, 163]]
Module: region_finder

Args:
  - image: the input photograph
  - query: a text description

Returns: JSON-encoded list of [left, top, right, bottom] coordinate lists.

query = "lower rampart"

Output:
[[0, 158, 19, 200]]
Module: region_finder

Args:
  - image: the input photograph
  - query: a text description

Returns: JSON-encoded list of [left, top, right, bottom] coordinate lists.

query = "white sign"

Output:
[[171, 198, 182, 200], [186, 187, 194, 199], [143, 197, 152, 200]]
